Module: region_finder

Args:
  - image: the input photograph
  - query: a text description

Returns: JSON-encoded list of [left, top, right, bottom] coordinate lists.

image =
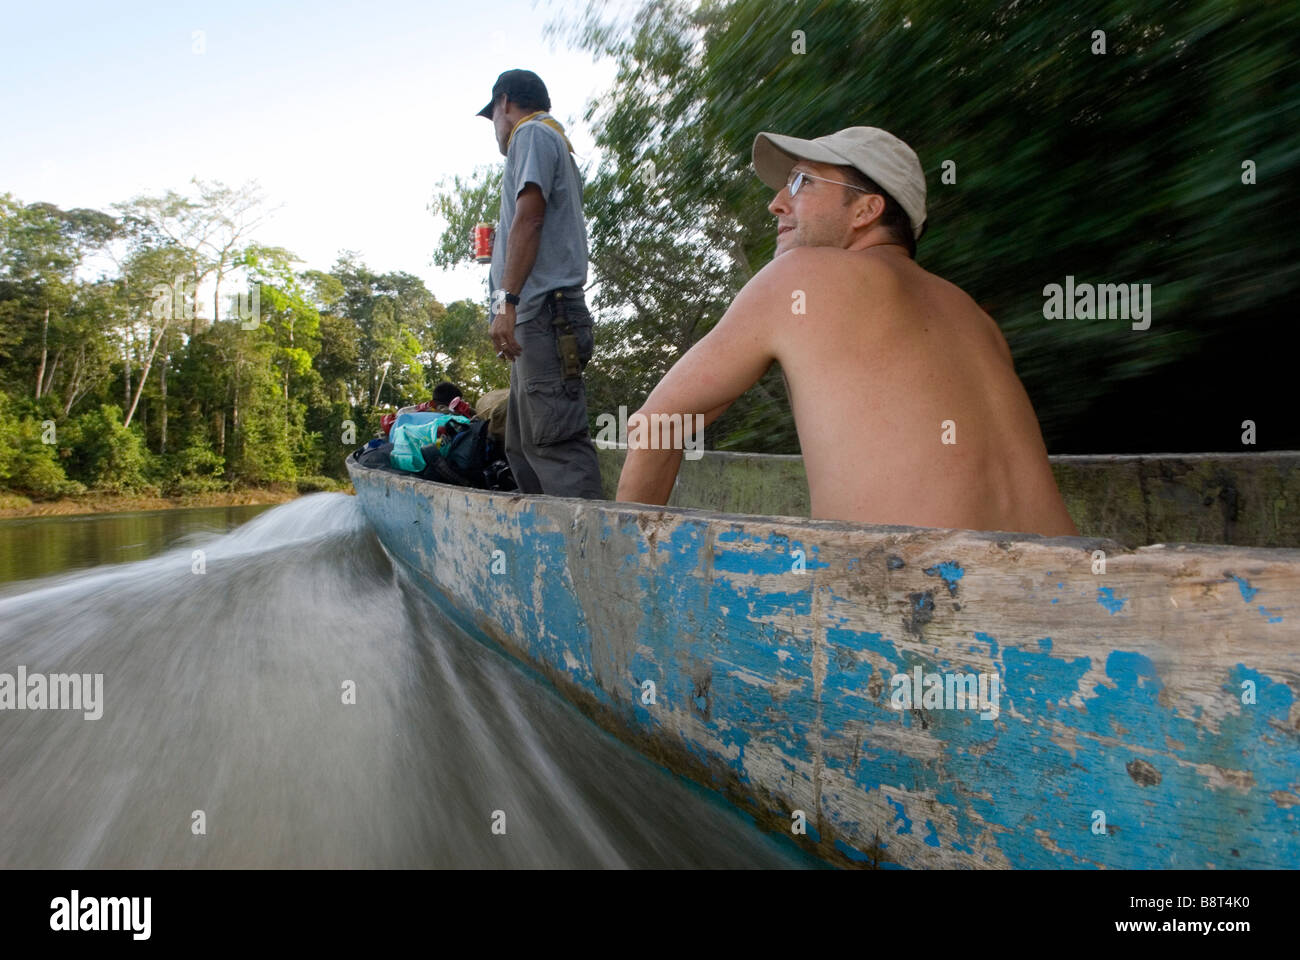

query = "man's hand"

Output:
[[491, 301, 522, 361]]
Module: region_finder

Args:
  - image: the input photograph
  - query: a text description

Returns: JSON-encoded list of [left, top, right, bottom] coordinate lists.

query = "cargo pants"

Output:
[[505, 289, 604, 499]]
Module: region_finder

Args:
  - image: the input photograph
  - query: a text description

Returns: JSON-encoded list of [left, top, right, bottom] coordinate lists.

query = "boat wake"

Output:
[[0, 495, 811, 868]]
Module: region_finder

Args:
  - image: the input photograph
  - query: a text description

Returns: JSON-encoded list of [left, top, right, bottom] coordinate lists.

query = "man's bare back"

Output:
[[617, 126, 1079, 538], [775, 247, 1078, 536]]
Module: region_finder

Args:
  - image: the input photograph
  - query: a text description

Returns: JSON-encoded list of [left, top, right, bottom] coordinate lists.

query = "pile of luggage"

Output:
[[352, 385, 517, 492]]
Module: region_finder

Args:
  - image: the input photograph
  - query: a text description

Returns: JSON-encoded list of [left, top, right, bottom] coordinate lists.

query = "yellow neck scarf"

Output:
[[507, 111, 574, 154]]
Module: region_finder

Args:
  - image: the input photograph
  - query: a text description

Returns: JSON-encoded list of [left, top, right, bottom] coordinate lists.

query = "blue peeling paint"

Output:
[[1229, 575, 1259, 601], [923, 561, 965, 597], [834, 838, 874, 863], [974, 631, 999, 656], [1257, 605, 1283, 623], [1004, 645, 1091, 708], [888, 796, 913, 835], [1097, 586, 1127, 614], [852, 630, 895, 666], [923, 821, 940, 847], [714, 529, 829, 575]]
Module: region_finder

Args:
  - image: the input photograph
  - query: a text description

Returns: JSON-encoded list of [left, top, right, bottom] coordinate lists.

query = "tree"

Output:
[[429, 166, 501, 271], [114, 178, 272, 337], [118, 244, 191, 436], [550, 0, 1300, 453], [243, 245, 326, 476], [56, 280, 121, 419], [558, 0, 801, 450], [61, 403, 157, 495], [0, 390, 82, 497], [332, 254, 446, 412], [0, 197, 79, 401]]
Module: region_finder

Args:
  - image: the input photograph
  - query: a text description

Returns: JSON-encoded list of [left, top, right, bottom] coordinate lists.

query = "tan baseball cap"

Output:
[[752, 127, 927, 239]]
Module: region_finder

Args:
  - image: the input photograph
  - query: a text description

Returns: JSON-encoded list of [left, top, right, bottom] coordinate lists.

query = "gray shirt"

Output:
[[490, 118, 588, 324]]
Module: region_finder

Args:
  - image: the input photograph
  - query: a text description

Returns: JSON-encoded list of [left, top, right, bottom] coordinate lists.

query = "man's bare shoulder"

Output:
[[725, 248, 836, 330], [742, 247, 890, 312], [744, 246, 828, 290], [750, 248, 914, 336]]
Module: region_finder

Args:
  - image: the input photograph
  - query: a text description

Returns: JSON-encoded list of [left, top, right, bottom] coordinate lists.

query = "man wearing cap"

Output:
[[616, 127, 1078, 537], [476, 69, 603, 500]]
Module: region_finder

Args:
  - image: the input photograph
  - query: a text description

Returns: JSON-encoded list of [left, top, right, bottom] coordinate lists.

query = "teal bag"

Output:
[[390, 410, 442, 438], [389, 413, 471, 472]]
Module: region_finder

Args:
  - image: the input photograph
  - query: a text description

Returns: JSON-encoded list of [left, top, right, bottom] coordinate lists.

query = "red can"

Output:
[[472, 223, 495, 264]]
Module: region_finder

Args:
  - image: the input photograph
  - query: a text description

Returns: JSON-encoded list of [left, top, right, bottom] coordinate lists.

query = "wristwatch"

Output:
[[503, 292, 521, 306]]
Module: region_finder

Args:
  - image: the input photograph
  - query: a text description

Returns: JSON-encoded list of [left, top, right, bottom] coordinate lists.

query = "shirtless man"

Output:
[[616, 126, 1078, 537]]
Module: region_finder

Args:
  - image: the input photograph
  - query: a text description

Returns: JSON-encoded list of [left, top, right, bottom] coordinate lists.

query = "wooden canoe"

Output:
[[345, 447, 1300, 868]]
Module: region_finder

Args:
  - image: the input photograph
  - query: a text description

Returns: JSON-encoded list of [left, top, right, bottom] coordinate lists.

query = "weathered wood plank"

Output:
[[349, 459, 1300, 868]]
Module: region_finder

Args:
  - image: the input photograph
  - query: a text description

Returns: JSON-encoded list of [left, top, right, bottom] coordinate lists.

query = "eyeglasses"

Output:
[[785, 170, 868, 197]]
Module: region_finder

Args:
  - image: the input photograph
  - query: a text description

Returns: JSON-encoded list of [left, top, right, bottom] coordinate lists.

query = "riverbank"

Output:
[[0, 486, 354, 520]]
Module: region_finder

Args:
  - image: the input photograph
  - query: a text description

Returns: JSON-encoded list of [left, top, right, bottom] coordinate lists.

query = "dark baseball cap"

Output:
[[476, 69, 551, 118]]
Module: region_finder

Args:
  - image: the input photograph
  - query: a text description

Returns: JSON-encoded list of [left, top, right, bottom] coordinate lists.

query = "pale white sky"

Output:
[[0, 0, 644, 306]]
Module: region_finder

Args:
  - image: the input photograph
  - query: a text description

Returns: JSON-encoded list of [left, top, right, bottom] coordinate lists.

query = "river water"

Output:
[[0, 496, 817, 868]]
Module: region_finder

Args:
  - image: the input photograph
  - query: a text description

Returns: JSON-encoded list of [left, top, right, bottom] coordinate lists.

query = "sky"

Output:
[[0, 0, 640, 305]]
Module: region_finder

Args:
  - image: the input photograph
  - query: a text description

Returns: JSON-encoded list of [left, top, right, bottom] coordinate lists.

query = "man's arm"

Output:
[[616, 258, 793, 505], [502, 183, 545, 296], [491, 182, 547, 359]]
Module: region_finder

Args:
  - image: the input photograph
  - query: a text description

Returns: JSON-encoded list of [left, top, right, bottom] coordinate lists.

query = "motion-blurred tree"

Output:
[[552, 0, 1300, 452]]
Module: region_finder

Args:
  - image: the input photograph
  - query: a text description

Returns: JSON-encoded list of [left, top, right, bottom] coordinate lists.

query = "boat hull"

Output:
[[347, 457, 1300, 868]]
